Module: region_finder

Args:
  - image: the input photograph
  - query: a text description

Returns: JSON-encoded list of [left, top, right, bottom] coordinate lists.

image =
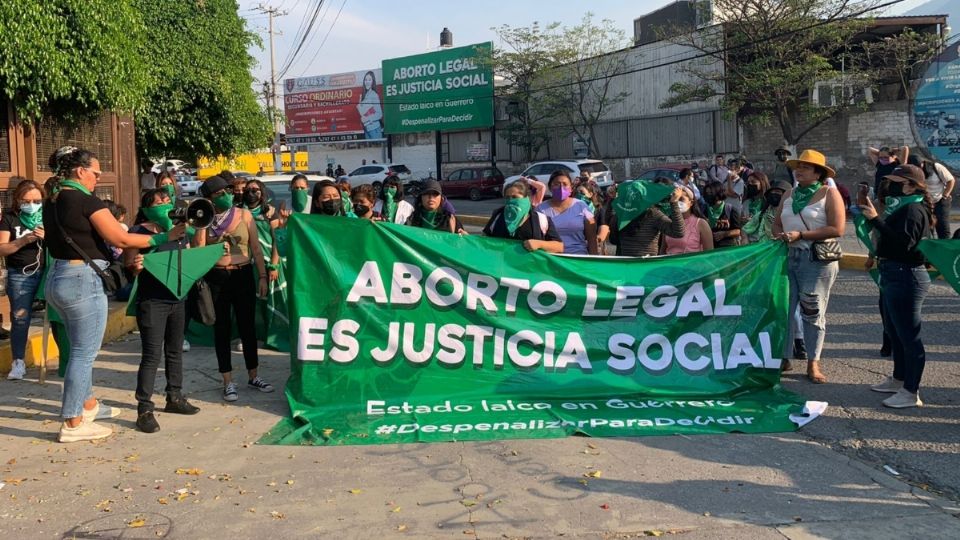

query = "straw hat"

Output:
[[786, 149, 835, 178]]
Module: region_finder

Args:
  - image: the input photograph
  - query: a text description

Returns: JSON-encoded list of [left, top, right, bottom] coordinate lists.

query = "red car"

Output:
[[441, 167, 505, 200]]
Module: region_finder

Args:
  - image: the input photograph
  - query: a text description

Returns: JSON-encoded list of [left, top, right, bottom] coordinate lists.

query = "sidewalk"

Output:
[[0, 270, 958, 538]]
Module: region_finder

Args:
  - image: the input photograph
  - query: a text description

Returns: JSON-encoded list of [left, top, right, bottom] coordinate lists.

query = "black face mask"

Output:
[[243, 191, 260, 206], [765, 191, 782, 207], [320, 199, 341, 216], [704, 193, 720, 206], [887, 181, 905, 197], [745, 185, 760, 199], [233, 193, 243, 206], [354, 203, 371, 216]]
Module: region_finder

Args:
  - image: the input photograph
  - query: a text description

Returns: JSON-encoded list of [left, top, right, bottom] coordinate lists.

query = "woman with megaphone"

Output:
[[194, 175, 272, 404], [123, 189, 201, 433]]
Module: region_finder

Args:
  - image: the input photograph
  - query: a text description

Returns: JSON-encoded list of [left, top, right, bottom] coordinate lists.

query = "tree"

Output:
[[659, 0, 938, 147], [491, 13, 631, 160], [0, 0, 150, 123], [134, 0, 272, 162]]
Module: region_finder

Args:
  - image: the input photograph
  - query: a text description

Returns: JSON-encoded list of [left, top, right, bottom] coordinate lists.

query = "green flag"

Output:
[[853, 214, 876, 256], [613, 181, 675, 230], [919, 239, 960, 294], [259, 215, 819, 447], [142, 244, 224, 299]]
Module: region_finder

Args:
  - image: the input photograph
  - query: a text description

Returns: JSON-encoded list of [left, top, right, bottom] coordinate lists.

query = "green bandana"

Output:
[[613, 181, 675, 230], [384, 194, 398, 222], [59, 179, 91, 195], [420, 210, 440, 229], [747, 197, 763, 217], [791, 181, 822, 216], [707, 201, 725, 228], [213, 192, 235, 212], [248, 204, 263, 218], [143, 203, 174, 232], [162, 184, 176, 200], [853, 194, 927, 257], [19, 208, 43, 231], [576, 194, 595, 214], [341, 191, 353, 213], [503, 197, 531, 236], [883, 194, 925, 217], [292, 189, 310, 213]]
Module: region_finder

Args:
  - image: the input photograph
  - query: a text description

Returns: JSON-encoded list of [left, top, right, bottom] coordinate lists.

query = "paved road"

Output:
[[0, 269, 958, 538]]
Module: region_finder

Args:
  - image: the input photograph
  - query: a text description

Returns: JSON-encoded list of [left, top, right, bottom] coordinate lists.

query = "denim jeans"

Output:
[[45, 260, 108, 419], [879, 260, 930, 392], [934, 198, 952, 239], [6, 268, 43, 359], [785, 248, 839, 361], [136, 299, 186, 413]]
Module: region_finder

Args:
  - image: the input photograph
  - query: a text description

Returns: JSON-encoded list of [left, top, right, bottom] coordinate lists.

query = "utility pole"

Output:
[[257, 4, 286, 173]]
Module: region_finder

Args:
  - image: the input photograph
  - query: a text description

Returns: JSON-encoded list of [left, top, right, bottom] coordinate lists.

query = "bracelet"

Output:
[[798, 231, 804, 240], [259, 275, 268, 280]]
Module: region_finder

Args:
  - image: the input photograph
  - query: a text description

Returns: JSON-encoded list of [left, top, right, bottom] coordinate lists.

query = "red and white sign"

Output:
[[284, 68, 385, 144]]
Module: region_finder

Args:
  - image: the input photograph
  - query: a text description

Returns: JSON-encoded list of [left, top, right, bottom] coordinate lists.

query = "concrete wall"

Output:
[[305, 142, 388, 174]]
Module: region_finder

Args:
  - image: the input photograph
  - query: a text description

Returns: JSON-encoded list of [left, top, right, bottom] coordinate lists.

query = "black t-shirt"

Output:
[[130, 224, 180, 303], [0, 211, 42, 268], [43, 189, 112, 261], [708, 203, 743, 248], [483, 207, 561, 242]]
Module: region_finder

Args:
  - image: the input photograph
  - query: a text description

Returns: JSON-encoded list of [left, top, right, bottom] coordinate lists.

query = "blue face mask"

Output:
[[20, 202, 42, 215]]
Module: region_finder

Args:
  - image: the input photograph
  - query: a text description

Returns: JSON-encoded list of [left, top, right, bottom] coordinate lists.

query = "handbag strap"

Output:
[[50, 196, 114, 282]]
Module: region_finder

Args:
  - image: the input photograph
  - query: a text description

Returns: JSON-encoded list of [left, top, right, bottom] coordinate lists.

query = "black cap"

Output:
[[200, 175, 231, 198], [421, 179, 442, 195]]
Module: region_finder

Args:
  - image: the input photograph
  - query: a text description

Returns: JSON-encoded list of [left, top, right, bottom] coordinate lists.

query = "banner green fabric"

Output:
[[261, 216, 820, 446], [142, 244, 224, 300], [253, 219, 290, 351], [919, 239, 960, 294], [612, 181, 674, 230]]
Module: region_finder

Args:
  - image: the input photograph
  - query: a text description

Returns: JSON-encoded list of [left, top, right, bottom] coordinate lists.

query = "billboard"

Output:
[[284, 69, 385, 144], [382, 42, 494, 134], [914, 39, 960, 172]]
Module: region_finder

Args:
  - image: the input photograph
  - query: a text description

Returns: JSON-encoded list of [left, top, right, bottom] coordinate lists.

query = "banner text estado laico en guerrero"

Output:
[[260, 216, 825, 446]]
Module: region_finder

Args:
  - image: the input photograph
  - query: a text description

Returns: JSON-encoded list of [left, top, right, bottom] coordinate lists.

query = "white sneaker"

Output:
[[223, 382, 239, 402], [81, 401, 122, 423], [59, 421, 112, 443], [6, 359, 25, 380], [182, 340, 191, 352], [234, 341, 243, 352], [870, 376, 902, 394], [882, 388, 923, 409]]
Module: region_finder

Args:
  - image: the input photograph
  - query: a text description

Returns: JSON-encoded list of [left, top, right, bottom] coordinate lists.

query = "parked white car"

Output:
[[257, 174, 335, 208], [176, 174, 202, 196], [152, 159, 192, 174], [503, 159, 614, 193], [347, 163, 413, 193]]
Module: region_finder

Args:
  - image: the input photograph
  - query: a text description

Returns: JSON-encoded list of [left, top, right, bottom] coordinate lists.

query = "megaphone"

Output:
[[169, 198, 216, 229]]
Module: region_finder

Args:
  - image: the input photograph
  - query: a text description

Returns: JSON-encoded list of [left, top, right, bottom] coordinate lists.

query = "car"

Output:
[[502, 159, 614, 193], [441, 167, 505, 201], [256, 174, 334, 209], [175, 174, 202, 196], [152, 159, 193, 175], [632, 164, 688, 183], [347, 163, 413, 194]]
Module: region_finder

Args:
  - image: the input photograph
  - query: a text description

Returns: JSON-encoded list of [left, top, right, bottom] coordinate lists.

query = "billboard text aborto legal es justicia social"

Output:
[[284, 69, 386, 144], [382, 42, 494, 134]]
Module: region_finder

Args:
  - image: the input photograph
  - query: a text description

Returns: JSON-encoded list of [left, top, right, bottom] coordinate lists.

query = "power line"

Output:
[[276, 0, 327, 81], [295, 0, 350, 78]]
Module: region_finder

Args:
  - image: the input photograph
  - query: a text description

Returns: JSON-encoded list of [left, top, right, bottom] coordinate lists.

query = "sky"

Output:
[[238, 0, 937, 96]]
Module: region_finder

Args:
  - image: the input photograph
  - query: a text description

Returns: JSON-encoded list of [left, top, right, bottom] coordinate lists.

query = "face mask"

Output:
[[745, 185, 760, 198], [886, 181, 905, 197], [320, 199, 341, 216], [143, 202, 175, 231], [233, 192, 243, 206], [878, 156, 892, 165], [18, 204, 43, 230], [386, 186, 398, 197], [551, 186, 571, 201], [292, 189, 310, 213], [353, 203, 371, 217], [704, 193, 719, 206], [765, 192, 783, 207], [162, 184, 176, 200], [214, 192, 235, 212], [503, 197, 532, 235], [340, 191, 353, 212], [243, 191, 260, 207], [20, 202, 41, 215], [677, 201, 690, 213]]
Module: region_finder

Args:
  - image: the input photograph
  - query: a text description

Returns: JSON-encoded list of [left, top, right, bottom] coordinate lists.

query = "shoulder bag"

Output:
[[797, 211, 842, 262], [50, 199, 129, 293]]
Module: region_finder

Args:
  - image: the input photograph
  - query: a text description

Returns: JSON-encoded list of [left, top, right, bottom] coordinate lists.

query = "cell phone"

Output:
[[857, 183, 869, 205]]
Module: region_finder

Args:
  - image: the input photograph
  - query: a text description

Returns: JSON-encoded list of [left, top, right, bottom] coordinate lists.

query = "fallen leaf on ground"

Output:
[[392, 506, 401, 512], [6, 459, 15, 465], [125, 454, 139, 462], [584, 470, 602, 478], [578, 479, 589, 485], [348, 489, 362, 495], [175, 468, 203, 476], [460, 500, 477, 507], [95, 499, 111, 509], [3, 478, 26, 486], [644, 531, 663, 537], [128, 518, 146, 528], [396, 524, 407, 532], [599, 504, 610, 510], [157, 497, 168, 505], [286, 480, 294, 485], [270, 511, 285, 519]]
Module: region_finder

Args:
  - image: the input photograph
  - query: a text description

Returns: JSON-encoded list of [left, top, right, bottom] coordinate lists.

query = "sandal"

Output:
[[781, 359, 793, 372]]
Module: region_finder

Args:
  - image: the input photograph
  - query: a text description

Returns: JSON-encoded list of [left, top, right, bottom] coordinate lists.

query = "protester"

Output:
[[194, 175, 272, 403], [860, 164, 934, 408], [243, 179, 277, 223], [311, 179, 356, 217], [406, 180, 457, 233], [597, 184, 617, 251], [139, 159, 156, 194], [337, 178, 354, 214], [662, 186, 713, 255], [537, 170, 598, 255], [483, 181, 563, 253], [771, 146, 794, 186], [677, 168, 702, 203], [702, 181, 742, 248], [288, 174, 311, 216], [156, 171, 180, 202], [868, 145, 908, 195], [741, 171, 770, 243], [773, 149, 845, 384], [707, 154, 729, 184], [908, 155, 954, 239], [608, 180, 684, 257], [575, 180, 602, 215], [373, 175, 414, 223], [123, 189, 200, 433], [44, 146, 181, 442], [725, 158, 747, 212], [351, 185, 380, 221], [0, 180, 46, 380]]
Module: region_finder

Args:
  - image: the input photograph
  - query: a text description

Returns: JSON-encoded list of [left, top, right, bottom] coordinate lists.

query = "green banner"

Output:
[[261, 216, 821, 446], [382, 42, 493, 134], [919, 239, 960, 294]]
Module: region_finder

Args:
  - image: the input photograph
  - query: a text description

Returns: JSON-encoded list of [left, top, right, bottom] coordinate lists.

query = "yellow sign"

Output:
[[197, 152, 309, 179]]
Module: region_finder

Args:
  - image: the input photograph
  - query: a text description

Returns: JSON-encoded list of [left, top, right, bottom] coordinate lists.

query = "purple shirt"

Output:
[[537, 199, 594, 254]]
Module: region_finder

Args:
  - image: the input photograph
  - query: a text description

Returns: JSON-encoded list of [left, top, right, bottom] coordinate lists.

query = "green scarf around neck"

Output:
[[791, 181, 822, 215], [706, 201, 725, 228]]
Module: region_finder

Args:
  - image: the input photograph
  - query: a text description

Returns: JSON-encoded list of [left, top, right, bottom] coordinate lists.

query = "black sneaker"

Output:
[[136, 411, 160, 433], [793, 339, 807, 360], [164, 396, 200, 415], [248, 377, 275, 393]]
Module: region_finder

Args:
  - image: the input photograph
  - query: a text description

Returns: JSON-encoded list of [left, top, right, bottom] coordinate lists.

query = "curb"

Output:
[[460, 214, 488, 227], [0, 301, 136, 373]]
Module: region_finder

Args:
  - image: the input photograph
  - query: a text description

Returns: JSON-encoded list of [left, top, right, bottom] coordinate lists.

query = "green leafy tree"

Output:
[[660, 0, 937, 146], [0, 0, 150, 122], [134, 0, 272, 162]]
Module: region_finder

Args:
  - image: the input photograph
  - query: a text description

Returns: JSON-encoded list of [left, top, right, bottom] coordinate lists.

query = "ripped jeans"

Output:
[[785, 248, 838, 361], [6, 268, 43, 360]]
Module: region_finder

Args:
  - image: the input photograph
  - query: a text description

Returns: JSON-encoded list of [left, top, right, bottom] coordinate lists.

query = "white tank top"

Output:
[[780, 191, 829, 249]]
